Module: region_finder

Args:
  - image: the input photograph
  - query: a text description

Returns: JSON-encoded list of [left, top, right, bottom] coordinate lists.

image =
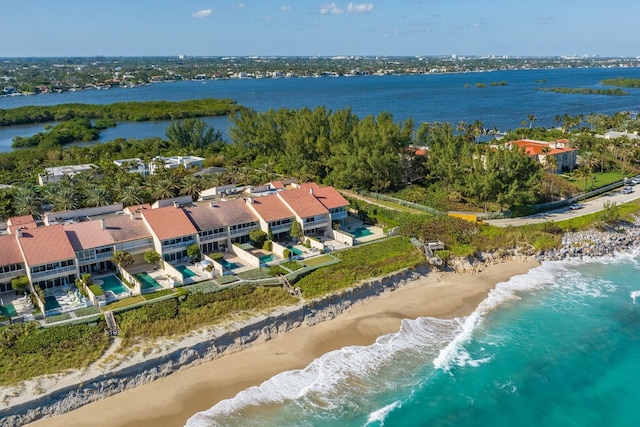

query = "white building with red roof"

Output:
[[508, 139, 578, 173], [245, 194, 296, 241], [277, 187, 332, 236], [141, 205, 199, 263], [15, 224, 78, 290]]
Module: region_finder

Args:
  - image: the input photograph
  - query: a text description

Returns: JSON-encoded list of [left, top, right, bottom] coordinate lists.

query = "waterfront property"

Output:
[[0, 183, 372, 315], [507, 139, 578, 173]]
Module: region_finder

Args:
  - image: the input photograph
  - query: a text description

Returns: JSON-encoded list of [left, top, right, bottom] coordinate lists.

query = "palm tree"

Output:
[[527, 114, 537, 129], [120, 185, 143, 206], [618, 144, 635, 178], [180, 174, 203, 201], [11, 186, 42, 217], [51, 186, 78, 212], [82, 185, 111, 207], [580, 152, 598, 173], [112, 250, 134, 270], [146, 176, 177, 201], [574, 167, 592, 191]]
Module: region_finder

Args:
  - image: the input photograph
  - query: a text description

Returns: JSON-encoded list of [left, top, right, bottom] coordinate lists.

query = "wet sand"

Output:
[[31, 260, 538, 427]]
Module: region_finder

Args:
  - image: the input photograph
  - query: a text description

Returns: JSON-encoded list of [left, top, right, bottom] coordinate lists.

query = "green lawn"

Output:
[[566, 171, 630, 191], [303, 255, 340, 267]]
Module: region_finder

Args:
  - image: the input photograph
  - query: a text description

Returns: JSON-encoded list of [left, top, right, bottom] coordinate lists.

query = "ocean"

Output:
[[186, 252, 640, 427]]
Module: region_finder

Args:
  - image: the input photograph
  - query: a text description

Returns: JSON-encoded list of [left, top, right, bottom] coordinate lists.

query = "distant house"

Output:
[[38, 164, 97, 185], [149, 156, 205, 175], [507, 139, 578, 173], [598, 130, 640, 141], [113, 158, 150, 176]]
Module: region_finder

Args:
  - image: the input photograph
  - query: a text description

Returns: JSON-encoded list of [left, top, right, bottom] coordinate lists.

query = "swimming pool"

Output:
[[259, 254, 277, 263], [0, 302, 17, 318], [220, 259, 239, 270], [287, 246, 304, 256], [44, 295, 61, 311], [351, 227, 374, 238], [136, 272, 160, 290], [176, 265, 197, 278], [101, 275, 129, 294]]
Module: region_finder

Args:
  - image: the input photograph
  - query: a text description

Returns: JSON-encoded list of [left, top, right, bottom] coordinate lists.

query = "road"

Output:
[[485, 186, 640, 227]]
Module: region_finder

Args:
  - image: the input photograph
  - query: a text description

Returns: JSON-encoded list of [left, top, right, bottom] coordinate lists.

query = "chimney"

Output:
[[16, 227, 23, 238], [309, 187, 314, 195], [174, 201, 180, 208], [246, 197, 254, 204], [100, 218, 106, 230]]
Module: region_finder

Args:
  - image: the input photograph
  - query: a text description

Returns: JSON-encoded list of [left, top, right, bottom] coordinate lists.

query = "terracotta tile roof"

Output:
[[123, 204, 151, 214], [512, 139, 577, 157], [278, 187, 329, 218], [8, 215, 35, 227], [64, 221, 114, 251], [270, 181, 285, 189], [306, 184, 349, 210], [249, 194, 295, 222], [17, 225, 76, 266], [64, 215, 152, 251], [183, 204, 227, 231], [0, 234, 24, 267], [207, 199, 258, 226], [142, 206, 198, 240]]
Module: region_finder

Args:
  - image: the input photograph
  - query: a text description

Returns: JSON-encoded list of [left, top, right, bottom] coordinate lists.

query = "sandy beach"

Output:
[[30, 259, 538, 427]]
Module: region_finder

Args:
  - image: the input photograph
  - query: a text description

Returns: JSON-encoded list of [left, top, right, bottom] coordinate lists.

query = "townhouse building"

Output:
[[0, 184, 350, 295]]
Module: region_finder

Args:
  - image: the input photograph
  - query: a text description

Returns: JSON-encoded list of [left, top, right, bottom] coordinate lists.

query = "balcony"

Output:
[[0, 268, 25, 281], [303, 218, 329, 229], [331, 210, 348, 221], [199, 231, 228, 242], [271, 223, 292, 233], [30, 265, 76, 280], [230, 225, 259, 236], [162, 241, 194, 251]]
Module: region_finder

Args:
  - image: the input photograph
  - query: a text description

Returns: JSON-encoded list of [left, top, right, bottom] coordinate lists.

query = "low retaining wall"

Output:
[[0, 264, 430, 427]]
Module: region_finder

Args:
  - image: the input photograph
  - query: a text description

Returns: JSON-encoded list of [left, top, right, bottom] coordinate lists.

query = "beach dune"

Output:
[[30, 260, 538, 427]]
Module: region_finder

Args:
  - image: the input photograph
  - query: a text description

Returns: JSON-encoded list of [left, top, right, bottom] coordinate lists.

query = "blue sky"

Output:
[[1, 0, 638, 57]]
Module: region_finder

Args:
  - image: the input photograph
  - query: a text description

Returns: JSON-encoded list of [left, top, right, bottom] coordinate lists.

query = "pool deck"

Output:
[[43, 286, 91, 315], [0, 293, 35, 320]]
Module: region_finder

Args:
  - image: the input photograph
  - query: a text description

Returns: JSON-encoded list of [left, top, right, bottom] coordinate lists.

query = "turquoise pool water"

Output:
[[44, 295, 61, 311], [101, 275, 129, 294], [136, 272, 159, 290], [287, 246, 303, 256], [176, 265, 197, 278], [0, 302, 17, 318], [351, 227, 373, 238], [220, 259, 239, 270], [259, 254, 277, 263]]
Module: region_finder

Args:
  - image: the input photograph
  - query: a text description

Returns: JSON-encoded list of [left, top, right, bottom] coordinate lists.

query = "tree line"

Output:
[[0, 98, 237, 126]]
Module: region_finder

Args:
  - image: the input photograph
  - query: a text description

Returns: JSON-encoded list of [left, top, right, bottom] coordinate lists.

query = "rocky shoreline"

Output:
[[4, 220, 640, 426], [0, 265, 432, 427]]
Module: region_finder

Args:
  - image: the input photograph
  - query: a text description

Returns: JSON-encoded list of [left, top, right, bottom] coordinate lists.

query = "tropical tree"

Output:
[[574, 167, 592, 191], [143, 251, 161, 269], [11, 186, 42, 217], [186, 244, 201, 263], [82, 184, 111, 207], [290, 221, 303, 242], [527, 114, 537, 129], [249, 229, 268, 247], [180, 174, 203, 201], [120, 185, 143, 206], [618, 143, 635, 178], [112, 250, 134, 269], [165, 118, 224, 150]]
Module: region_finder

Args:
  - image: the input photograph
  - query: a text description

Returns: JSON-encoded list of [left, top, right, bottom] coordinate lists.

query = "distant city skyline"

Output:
[[1, 0, 639, 58]]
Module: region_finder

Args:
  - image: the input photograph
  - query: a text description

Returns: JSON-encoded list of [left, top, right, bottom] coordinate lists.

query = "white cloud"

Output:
[[192, 9, 212, 18], [320, 2, 343, 15], [347, 3, 374, 14], [237, 3, 246, 8], [281, 5, 292, 12]]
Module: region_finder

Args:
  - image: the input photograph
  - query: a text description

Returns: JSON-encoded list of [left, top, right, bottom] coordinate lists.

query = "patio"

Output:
[[0, 292, 35, 321], [43, 286, 91, 316]]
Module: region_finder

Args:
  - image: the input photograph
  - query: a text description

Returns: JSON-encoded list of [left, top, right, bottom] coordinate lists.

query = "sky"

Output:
[[1, 0, 639, 58]]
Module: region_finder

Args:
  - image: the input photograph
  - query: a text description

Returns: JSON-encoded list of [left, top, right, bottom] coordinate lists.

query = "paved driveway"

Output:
[[485, 187, 640, 227]]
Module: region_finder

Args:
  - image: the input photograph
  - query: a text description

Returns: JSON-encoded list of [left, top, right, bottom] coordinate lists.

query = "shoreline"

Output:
[[27, 258, 539, 427]]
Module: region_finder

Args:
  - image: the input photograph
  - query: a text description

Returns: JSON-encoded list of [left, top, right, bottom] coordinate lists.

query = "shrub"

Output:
[[269, 265, 288, 276], [89, 284, 104, 296], [208, 252, 224, 260], [263, 240, 273, 251], [283, 248, 292, 259]]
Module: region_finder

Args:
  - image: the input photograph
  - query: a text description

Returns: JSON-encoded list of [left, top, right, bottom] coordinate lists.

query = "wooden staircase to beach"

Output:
[[410, 238, 444, 266], [103, 311, 119, 337], [277, 275, 302, 298]]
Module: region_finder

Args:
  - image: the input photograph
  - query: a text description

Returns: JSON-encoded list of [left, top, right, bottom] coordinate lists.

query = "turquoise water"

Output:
[[259, 254, 277, 263], [287, 246, 303, 256], [186, 252, 640, 427], [0, 302, 17, 318], [44, 295, 61, 311], [136, 273, 159, 290], [101, 275, 129, 294], [351, 227, 373, 238], [176, 265, 197, 278], [220, 260, 239, 270]]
